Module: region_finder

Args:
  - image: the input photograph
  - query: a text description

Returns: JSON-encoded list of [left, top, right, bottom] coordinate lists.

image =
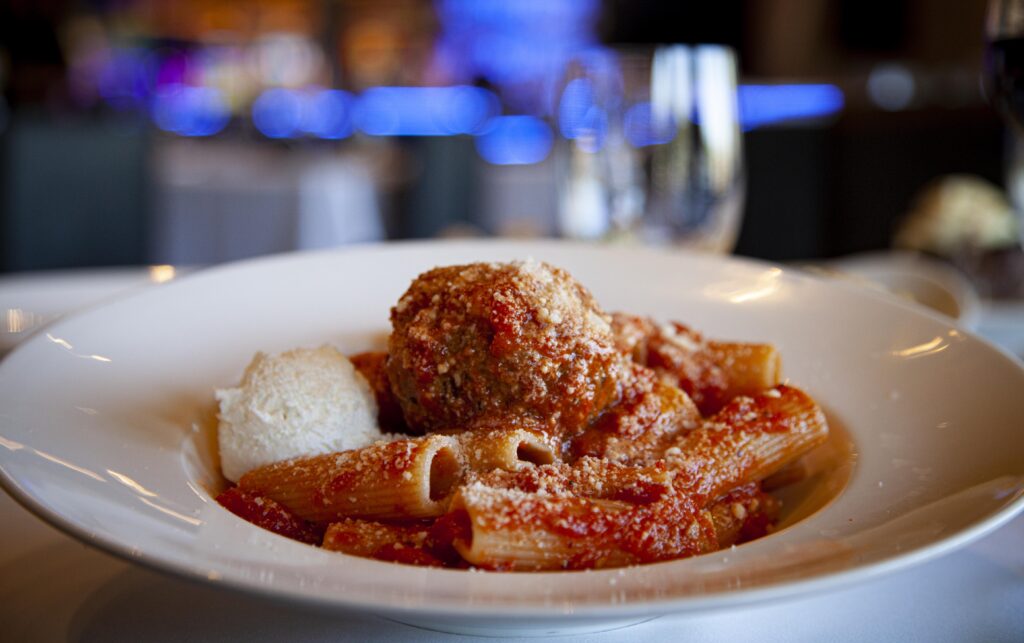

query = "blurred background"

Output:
[[0, 0, 1016, 290]]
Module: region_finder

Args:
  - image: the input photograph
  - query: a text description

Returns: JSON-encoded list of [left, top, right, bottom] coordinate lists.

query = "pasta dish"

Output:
[[215, 260, 829, 571]]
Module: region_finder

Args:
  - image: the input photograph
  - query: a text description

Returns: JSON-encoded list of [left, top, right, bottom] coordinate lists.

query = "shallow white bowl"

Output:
[[1, 241, 1022, 637], [817, 251, 982, 330]]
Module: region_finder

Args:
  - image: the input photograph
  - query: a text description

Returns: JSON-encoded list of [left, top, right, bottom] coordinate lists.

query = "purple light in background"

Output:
[[475, 115, 553, 165], [300, 89, 355, 140], [151, 84, 230, 137], [252, 88, 303, 139], [354, 86, 499, 137], [154, 50, 191, 88], [738, 84, 844, 130], [95, 48, 149, 110]]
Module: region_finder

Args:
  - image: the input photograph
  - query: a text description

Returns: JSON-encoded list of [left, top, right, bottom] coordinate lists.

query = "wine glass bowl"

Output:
[[554, 45, 745, 253]]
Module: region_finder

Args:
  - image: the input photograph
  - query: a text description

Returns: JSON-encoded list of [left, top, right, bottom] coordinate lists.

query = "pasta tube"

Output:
[[665, 385, 829, 500], [449, 459, 715, 570], [468, 456, 671, 500], [707, 341, 782, 400], [571, 368, 701, 464], [448, 484, 717, 571], [455, 425, 558, 473], [611, 313, 782, 414], [447, 386, 826, 570], [238, 434, 464, 523]]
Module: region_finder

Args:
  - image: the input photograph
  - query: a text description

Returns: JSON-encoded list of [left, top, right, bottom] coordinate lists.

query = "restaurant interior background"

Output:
[[1, 0, 1017, 295]]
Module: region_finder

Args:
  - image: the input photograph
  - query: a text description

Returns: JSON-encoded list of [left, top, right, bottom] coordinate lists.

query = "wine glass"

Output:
[[987, 0, 1024, 230], [987, 0, 1024, 131], [554, 45, 744, 253]]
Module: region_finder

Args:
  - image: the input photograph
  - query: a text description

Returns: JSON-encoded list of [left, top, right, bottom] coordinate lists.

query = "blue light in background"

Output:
[[354, 86, 498, 137], [738, 84, 844, 131], [475, 115, 553, 165], [558, 78, 593, 139], [574, 107, 608, 153], [96, 48, 149, 110], [252, 88, 303, 139], [151, 84, 230, 137], [624, 102, 675, 147], [301, 89, 354, 139], [558, 75, 611, 152], [435, 0, 600, 111]]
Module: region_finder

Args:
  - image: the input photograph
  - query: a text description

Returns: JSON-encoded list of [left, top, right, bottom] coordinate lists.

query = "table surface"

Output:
[[2, 267, 1022, 643]]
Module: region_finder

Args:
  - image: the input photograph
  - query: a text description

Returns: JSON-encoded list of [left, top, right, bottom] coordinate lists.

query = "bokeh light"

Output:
[[300, 89, 355, 140], [738, 84, 845, 130], [624, 102, 676, 147], [252, 88, 304, 139], [475, 115, 553, 165], [151, 84, 231, 137], [354, 86, 499, 137]]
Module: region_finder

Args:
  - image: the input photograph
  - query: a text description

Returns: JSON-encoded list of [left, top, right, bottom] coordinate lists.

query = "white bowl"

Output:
[[809, 251, 982, 330], [1, 240, 1022, 637]]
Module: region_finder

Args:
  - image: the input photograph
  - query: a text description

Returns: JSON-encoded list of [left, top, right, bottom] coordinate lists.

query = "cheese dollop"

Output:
[[216, 345, 382, 482]]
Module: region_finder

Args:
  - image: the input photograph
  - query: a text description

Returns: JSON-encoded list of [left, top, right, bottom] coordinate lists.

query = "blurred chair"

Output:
[[150, 139, 383, 265], [296, 157, 383, 249], [1, 114, 148, 272], [149, 139, 295, 265]]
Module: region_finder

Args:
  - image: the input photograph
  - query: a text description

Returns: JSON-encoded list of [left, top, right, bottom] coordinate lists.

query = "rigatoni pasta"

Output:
[[449, 485, 688, 571], [610, 313, 783, 415], [453, 421, 559, 473], [664, 385, 829, 500], [215, 260, 832, 571], [238, 434, 463, 522], [707, 341, 782, 401], [439, 387, 825, 571], [447, 459, 695, 571], [571, 370, 701, 464]]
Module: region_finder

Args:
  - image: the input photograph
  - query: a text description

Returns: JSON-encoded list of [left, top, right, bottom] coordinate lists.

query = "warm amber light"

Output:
[[6, 308, 25, 333], [46, 333, 74, 350], [891, 336, 949, 359], [149, 265, 177, 283], [705, 268, 784, 304]]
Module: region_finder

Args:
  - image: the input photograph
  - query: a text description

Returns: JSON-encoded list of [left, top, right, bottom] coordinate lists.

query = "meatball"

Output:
[[386, 260, 627, 434]]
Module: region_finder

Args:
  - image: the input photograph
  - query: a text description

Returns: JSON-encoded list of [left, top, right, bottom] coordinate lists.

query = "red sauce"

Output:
[[216, 487, 323, 545], [372, 544, 446, 567], [427, 509, 472, 564], [609, 479, 667, 505]]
